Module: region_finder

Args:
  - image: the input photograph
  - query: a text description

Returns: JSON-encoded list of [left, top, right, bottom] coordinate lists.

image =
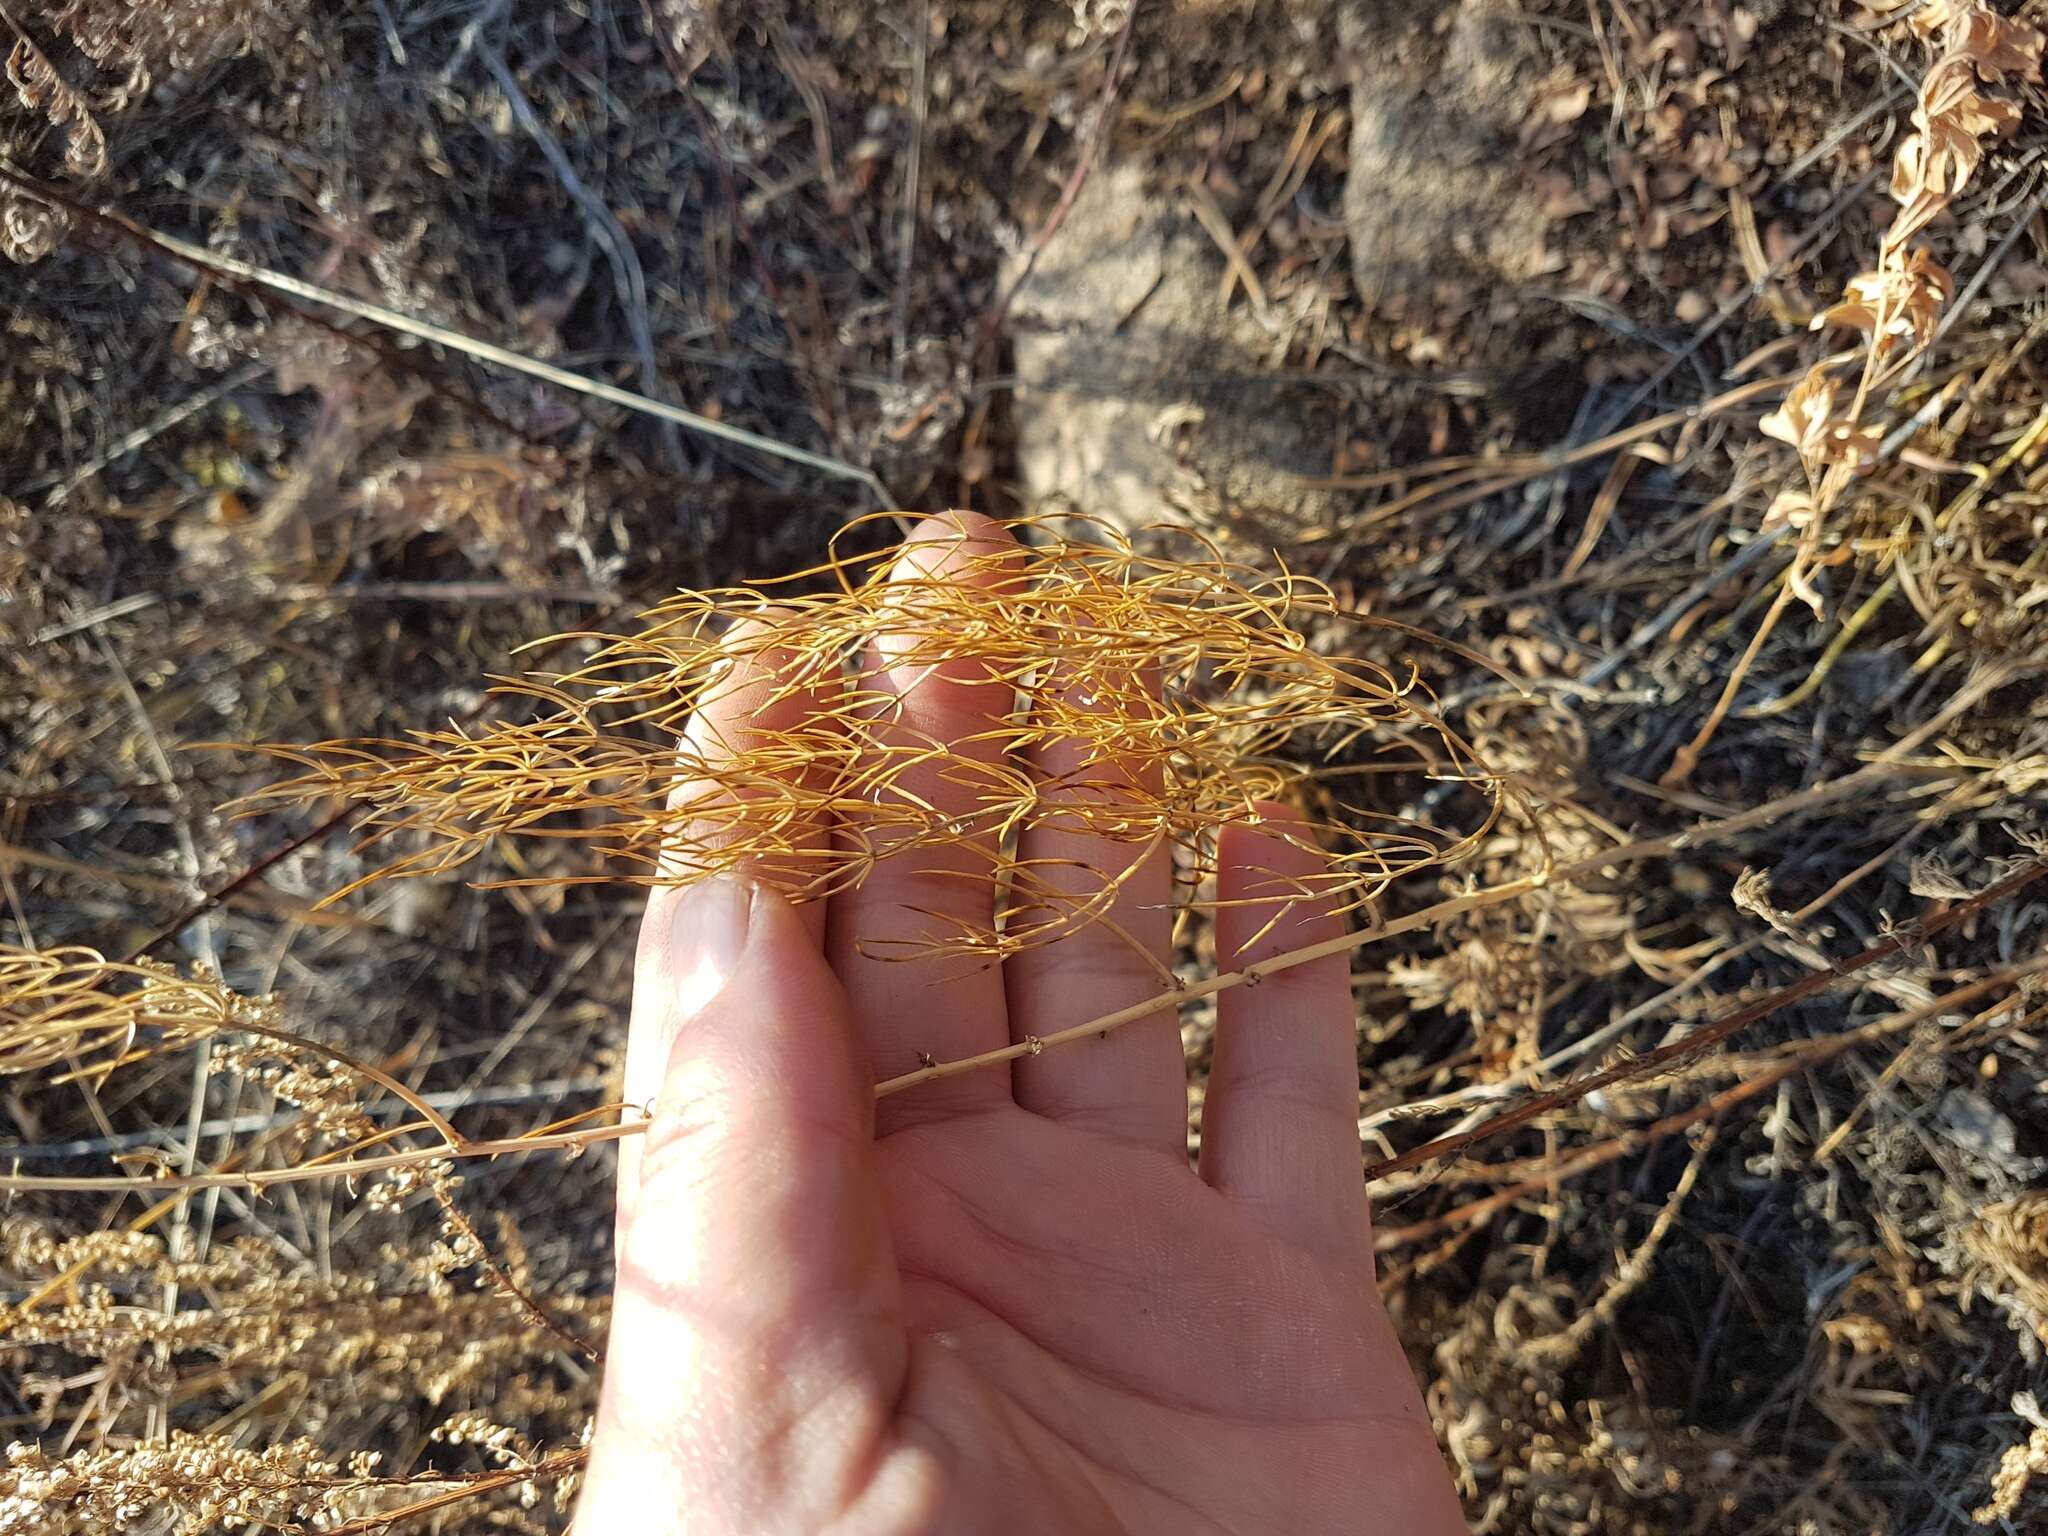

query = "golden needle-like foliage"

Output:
[[247, 516, 1508, 963], [0, 944, 261, 1080], [0, 944, 470, 1160]]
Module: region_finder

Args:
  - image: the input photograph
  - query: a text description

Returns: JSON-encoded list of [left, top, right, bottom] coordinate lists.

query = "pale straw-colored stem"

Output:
[[872, 877, 1542, 1096]]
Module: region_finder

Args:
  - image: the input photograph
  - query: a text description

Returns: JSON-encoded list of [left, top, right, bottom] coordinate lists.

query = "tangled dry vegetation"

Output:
[[1, 0, 305, 261], [5, 0, 2048, 1532]]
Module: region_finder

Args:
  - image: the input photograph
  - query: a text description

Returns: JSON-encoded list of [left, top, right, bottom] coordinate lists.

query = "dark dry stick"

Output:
[[431, 1190, 601, 1363], [1360, 858, 2048, 1183], [0, 161, 892, 502], [119, 805, 357, 964], [1373, 956, 2045, 1248], [112, 567, 676, 963]]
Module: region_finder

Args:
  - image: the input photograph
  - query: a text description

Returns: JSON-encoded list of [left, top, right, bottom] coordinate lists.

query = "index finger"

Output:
[[621, 613, 844, 1199]]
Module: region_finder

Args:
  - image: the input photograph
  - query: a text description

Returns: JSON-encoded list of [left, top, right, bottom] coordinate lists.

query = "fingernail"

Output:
[[666, 875, 754, 1021]]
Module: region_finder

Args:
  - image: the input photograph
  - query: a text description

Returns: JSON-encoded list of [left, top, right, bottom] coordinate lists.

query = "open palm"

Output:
[[577, 515, 1464, 1534]]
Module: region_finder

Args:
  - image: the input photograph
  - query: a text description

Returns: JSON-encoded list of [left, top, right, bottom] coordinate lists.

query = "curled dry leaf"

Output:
[[4, 32, 107, 180], [1894, 60, 2022, 203], [0, 185, 66, 262], [1762, 371, 1883, 477], [1816, 249, 1956, 350], [1951, 7, 2048, 82]]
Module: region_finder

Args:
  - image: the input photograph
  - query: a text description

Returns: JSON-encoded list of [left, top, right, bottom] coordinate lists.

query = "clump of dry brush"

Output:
[[1, 0, 306, 260]]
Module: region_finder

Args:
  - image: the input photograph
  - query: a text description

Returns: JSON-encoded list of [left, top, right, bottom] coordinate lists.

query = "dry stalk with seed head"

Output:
[[0, 945, 250, 1078], [0, 943, 462, 1149]]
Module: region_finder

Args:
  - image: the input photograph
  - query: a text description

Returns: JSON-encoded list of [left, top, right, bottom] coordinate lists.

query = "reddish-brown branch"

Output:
[[120, 804, 357, 963], [1374, 954, 2048, 1249], [324, 1448, 589, 1534]]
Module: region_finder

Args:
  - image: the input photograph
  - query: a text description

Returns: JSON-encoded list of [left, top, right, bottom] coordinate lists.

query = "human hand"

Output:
[[576, 513, 1466, 1534]]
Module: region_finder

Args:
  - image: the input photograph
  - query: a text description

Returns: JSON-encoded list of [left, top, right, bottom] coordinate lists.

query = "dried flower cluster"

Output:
[[1975, 1392, 2048, 1525], [1763, 4, 2044, 503], [0, 1215, 599, 1535], [2, 1435, 364, 1536], [250, 517, 1508, 964], [1428, 1289, 1691, 1528], [30, 0, 298, 88]]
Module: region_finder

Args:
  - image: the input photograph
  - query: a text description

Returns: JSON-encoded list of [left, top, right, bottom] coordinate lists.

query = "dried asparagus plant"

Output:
[[0, 945, 251, 1079], [0, 945, 452, 1144], [8, 520, 2042, 1201], [242, 513, 1512, 962], [0, 514, 1522, 1531]]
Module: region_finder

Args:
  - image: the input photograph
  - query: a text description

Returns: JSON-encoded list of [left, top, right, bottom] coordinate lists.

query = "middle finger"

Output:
[[827, 512, 1021, 1135]]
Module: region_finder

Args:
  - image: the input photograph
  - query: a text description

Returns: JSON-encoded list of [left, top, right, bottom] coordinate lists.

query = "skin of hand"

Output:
[[575, 513, 1467, 1535]]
